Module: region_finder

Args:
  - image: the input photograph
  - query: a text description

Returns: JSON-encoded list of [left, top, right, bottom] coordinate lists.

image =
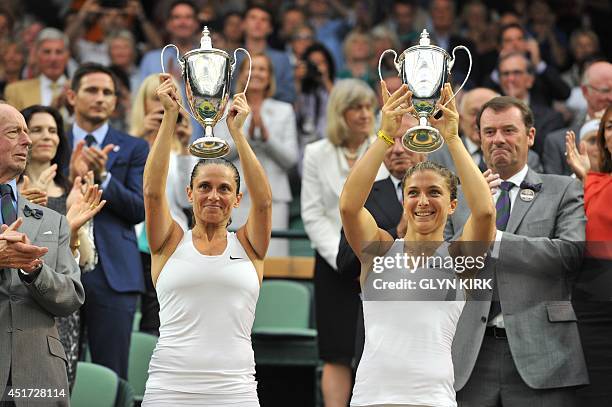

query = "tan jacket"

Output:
[[3, 78, 41, 111]]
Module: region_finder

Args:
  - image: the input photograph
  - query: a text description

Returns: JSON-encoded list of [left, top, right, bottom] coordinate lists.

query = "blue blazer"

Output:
[[67, 126, 149, 293]]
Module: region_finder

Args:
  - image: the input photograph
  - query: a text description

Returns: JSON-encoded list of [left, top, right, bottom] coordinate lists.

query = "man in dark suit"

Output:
[[542, 61, 612, 175], [496, 52, 564, 156], [452, 97, 587, 406], [66, 63, 149, 379], [0, 102, 84, 406], [483, 23, 570, 106]]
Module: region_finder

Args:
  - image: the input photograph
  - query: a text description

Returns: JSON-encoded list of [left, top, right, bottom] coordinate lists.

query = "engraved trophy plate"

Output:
[[161, 27, 251, 158], [379, 29, 472, 153]]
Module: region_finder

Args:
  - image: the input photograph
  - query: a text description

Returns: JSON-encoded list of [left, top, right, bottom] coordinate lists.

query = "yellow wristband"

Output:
[[377, 130, 394, 146]]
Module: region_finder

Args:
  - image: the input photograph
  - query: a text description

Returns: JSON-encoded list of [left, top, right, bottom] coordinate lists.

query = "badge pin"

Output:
[[519, 189, 535, 202]]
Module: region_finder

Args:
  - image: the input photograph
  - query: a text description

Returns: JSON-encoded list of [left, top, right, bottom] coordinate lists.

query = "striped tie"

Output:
[[0, 184, 17, 225], [495, 181, 513, 232]]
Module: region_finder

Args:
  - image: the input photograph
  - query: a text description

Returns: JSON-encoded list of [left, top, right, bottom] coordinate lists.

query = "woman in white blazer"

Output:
[[219, 53, 298, 256], [301, 78, 388, 407]]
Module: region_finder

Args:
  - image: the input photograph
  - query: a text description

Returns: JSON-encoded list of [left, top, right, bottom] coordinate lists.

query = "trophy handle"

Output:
[[439, 45, 472, 109], [160, 44, 199, 124], [378, 49, 399, 97], [232, 48, 252, 93], [160, 44, 184, 74]]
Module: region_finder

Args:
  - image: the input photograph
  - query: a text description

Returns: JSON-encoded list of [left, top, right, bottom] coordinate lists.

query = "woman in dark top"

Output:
[[20, 105, 105, 390]]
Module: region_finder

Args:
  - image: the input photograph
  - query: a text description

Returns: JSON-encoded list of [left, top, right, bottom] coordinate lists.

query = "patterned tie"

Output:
[[495, 181, 514, 232], [84, 134, 97, 147], [0, 184, 17, 225], [488, 181, 514, 323]]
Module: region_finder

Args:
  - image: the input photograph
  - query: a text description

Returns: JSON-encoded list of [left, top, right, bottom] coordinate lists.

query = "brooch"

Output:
[[23, 205, 43, 219]]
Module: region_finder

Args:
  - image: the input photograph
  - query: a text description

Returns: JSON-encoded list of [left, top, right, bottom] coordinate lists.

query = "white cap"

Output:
[[579, 119, 600, 140]]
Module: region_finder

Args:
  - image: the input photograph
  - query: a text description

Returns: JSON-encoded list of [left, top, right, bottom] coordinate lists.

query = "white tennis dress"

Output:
[[351, 241, 465, 407], [143, 230, 260, 406]]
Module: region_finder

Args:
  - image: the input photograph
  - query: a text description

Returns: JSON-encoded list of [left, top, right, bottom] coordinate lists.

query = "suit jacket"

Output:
[[450, 169, 588, 390], [301, 138, 389, 269], [3, 78, 41, 111], [428, 136, 543, 173], [531, 102, 565, 157], [0, 195, 84, 406], [336, 177, 403, 279], [542, 116, 586, 175], [67, 126, 149, 293]]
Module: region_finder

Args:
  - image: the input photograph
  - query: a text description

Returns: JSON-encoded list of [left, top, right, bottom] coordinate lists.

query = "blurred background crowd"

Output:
[[1, 0, 611, 405]]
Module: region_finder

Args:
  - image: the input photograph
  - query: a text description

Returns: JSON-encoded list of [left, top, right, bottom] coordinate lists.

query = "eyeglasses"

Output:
[[586, 85, 612, 95], [499, 69, 528, 78]]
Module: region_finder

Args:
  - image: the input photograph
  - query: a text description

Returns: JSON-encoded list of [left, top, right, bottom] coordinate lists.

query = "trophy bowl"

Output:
[[161, 27, 251, 158], [379, 29, 472, 153]]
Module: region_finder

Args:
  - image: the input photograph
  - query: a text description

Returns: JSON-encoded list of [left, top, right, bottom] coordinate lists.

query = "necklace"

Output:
[[342, 147, 359, 160]]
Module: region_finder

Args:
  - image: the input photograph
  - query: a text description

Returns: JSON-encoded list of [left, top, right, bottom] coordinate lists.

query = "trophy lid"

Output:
[[200, 26, 213, 50], [183, 26, 230, 60], [419, 29, 431, 46]]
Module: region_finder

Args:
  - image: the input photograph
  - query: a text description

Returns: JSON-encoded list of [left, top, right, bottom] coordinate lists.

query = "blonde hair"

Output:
[[326, 79, 376, 146], [342, 30, 372, 61], [129, 73, 186, 151], [235, 53, 276, 98]]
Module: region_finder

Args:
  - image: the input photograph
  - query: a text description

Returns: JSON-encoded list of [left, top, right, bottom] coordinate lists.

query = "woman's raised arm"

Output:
[[431, 84, 496, 248], [230, 94, 273, 259], [339, 82, 412, 261]]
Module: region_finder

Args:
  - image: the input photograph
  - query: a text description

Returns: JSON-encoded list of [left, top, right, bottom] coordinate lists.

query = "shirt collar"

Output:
[[389, 174, 402, 189], [39, 74, 67, 88], [503, 164, 529, 187], [72, 122, 109, 146], [5, 178, 18, 201], [463, 136, 480, 155]]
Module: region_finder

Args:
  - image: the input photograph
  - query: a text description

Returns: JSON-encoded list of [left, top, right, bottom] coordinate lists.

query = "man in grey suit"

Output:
[[0, 103, 84, 406], [429, 87, 543, 173], [451, 97, 588, 406], [542, 61, 612, 175]]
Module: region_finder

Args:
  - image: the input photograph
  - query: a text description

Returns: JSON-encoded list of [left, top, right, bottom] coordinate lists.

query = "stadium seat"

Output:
[[128, 332, 158, 402], [71, 362, 118, 407]]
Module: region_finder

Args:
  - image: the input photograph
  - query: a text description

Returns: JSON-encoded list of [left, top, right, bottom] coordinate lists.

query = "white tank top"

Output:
[[351, 240, 465, 407], [145, 230, 260, 401]]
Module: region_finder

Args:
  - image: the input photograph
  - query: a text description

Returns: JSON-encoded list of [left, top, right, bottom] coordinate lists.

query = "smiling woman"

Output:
[[142, 74, 272, 406], [339, 82, 495, 406]]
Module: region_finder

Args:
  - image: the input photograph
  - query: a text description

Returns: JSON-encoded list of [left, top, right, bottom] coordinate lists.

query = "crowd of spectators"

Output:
[[1, 0, 611, 403]]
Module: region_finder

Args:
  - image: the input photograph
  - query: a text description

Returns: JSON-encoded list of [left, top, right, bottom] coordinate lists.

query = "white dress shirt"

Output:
[[39, 74, 67, 106]]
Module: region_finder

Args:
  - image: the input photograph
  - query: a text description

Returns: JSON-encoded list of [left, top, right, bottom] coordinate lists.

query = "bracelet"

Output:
[[377, 130, 394, 146]]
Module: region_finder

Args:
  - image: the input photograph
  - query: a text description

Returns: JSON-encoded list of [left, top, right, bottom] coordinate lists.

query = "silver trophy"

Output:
[[378, 29, 472, 153], [161, 27, 251, 158]]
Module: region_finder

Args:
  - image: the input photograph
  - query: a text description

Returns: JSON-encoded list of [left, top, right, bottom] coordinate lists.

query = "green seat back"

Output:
[[253, 280, 311, 331], [71, 362, 118, 407], [128, 332, 158, 400]]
